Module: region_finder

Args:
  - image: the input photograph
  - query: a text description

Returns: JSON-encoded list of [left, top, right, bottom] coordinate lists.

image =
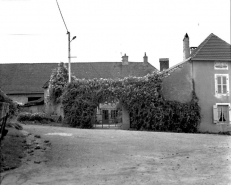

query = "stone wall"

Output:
[[161, 61, 193, 103]]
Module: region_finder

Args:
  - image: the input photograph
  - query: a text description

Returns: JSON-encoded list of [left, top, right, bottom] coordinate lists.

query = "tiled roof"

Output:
[[191, 33, 231, 60], [0, 62, 156, 94], [162, 33, 231, 73]]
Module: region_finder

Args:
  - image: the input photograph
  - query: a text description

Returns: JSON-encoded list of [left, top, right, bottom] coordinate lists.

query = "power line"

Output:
[[55, 0, 68, 32]]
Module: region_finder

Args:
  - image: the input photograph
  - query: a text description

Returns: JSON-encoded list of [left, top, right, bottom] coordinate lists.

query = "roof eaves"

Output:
[[192, 58, 231, 61], [42, 80, 50, 89], [23, 97, 44, 107], [6, 92, 44, 95]]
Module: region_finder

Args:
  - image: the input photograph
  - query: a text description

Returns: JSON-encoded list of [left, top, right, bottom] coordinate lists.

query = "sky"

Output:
[[0, 0, 230, 69]]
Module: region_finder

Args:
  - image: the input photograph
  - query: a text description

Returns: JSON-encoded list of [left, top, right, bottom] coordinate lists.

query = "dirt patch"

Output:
[[20, 131, 51, 166], [0, 125, 51, 173], [0, 127, 26, 172]]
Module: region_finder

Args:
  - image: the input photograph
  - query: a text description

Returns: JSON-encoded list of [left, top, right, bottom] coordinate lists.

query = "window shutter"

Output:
[[213, 105, 218, 124], [227, 76, 229, 94], [229, 106, 231, 124], [215, 75, 218, 94]]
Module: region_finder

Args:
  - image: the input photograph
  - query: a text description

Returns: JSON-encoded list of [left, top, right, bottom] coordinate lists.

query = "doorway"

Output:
[[102, 110, 109, 125]]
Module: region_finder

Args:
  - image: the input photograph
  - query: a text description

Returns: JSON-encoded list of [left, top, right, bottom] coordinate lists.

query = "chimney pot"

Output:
[[143, 52, 148, 63], [159, 58, 169, 71], [122, 54, 129, 65], [183, 33, 190, 60]]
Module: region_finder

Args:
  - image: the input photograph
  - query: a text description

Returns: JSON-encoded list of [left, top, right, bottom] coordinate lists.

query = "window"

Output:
[[218, 105, 229, 122], [111, 110, 118, 119], [214, 62, 228, 70], [213, 104, 231, 124], [215, 74, 229, 95]]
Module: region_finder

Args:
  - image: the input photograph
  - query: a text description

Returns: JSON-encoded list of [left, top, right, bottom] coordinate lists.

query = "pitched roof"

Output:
[[0, 62, 156, 94], [162, 33, 231, 73], [190, 33, 231, 60]]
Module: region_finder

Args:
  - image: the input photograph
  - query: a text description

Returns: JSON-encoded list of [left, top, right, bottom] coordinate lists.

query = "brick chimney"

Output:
[[159, 58, 169, 71], [143, 52, 148, 63], [122, 54, 128, 65], [183, 33, 190, 60], [190, 47, 197, 56]]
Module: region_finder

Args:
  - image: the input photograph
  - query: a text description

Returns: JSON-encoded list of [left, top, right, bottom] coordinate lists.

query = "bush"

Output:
[[17, 112, 31, 122], [0, 89, 18, 117], [17, 112, 54, 123]]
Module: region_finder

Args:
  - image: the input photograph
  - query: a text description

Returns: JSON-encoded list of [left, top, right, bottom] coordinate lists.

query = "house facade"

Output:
[[162, 33, 231, 133]]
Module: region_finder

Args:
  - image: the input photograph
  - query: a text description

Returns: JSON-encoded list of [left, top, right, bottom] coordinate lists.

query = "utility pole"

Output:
[[56, 0, 76, 83], [67, 31, 71, 83]]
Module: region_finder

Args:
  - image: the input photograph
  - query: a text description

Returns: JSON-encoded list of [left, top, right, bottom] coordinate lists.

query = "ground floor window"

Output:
[[213, 103, 231, 124], [218, 105, 229, 123], [111, 110, 118, 119]]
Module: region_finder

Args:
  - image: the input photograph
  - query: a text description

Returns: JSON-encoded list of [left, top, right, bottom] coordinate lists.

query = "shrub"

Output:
[[17, 112, 54, 123], [17, 112, 31, 122]]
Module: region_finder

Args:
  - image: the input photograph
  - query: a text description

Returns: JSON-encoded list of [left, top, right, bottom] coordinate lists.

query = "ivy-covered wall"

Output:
[[60, 72, 201, 132]]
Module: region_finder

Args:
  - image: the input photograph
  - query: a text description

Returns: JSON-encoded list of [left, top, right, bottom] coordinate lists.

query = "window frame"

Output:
[[214, 62, 228, 70], [111, 110, 118, 119], [213, 103, 231, 125], [215, 74, 229, 96]]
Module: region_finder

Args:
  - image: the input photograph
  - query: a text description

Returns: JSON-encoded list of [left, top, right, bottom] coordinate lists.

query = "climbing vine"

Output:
[[61, 70, 201, 132], [47, 62, 76, 103]]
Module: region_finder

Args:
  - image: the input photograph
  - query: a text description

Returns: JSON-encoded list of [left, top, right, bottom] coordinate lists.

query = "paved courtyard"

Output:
[[1, 124, 231, 185]]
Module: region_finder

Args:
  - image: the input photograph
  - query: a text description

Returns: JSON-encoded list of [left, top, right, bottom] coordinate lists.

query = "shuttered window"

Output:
[[213, 104, 231, 124], [218, 105, 229, 123]]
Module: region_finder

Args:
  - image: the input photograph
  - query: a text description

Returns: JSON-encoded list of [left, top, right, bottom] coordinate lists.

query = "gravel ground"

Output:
[[1, 124, 231, 185]]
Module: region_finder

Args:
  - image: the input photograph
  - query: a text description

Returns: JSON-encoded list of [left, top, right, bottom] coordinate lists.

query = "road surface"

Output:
[[1, 124, 231, 185]]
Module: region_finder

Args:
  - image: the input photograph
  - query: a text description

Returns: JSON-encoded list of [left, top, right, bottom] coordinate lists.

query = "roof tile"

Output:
[[191, 33, 231, 60], [0, 62, 156, 94]]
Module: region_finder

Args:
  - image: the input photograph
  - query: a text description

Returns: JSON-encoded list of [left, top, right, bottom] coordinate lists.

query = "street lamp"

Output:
[[55, 0, 76, 83], [67, 31, 76, 83]]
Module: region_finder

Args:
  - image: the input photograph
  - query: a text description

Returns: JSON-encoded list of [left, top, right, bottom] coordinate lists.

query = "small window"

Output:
[[214, 62, 228, 70], [215, 74, 229, 95], [213, 104, 231, 124]]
